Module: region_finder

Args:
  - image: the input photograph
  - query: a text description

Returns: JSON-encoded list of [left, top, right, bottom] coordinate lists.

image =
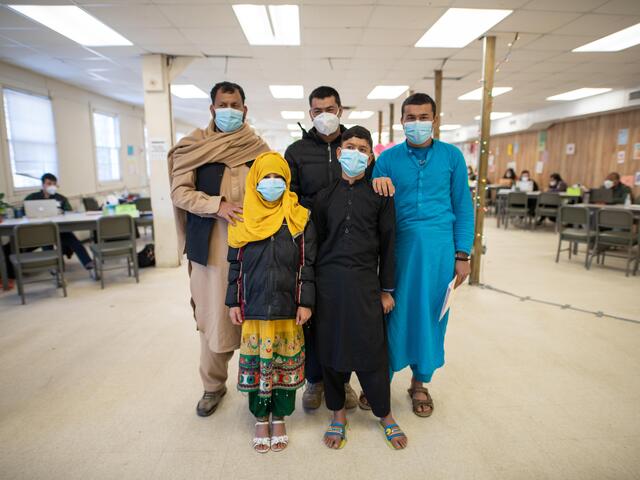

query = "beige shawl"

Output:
[[168, 121, 270, 256]]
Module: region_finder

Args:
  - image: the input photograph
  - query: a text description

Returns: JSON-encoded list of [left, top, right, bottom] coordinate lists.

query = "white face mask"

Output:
[[603, 179, 614, 189], [312, 112, 340, 136], [521, 175, 530, 182], [45, 185, 57, 195]]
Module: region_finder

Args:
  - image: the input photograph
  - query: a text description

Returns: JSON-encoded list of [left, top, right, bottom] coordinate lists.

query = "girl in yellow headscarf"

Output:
[[225, 151, 316, 454]]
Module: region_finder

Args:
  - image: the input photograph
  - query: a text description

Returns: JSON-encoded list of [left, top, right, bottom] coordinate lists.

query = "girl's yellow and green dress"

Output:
[[226, 151, 316, 418]]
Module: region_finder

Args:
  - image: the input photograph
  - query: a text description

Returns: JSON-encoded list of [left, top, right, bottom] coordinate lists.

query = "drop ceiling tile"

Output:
[[156, 5, 237, 28], [521, 34, 596, 51], [594, 0, 640, 15], [84, 5, 171, 28], [301, 5, 375, 27], [360, 28, 425, 46], [118, 27, 191, 46], [180, 27, 245, 46], [493, 10, 582, 33], [304, 28, 364, 46], [556, 13, 640, 36], [367, 6, 447, 29], [523, 0, 608, 12]]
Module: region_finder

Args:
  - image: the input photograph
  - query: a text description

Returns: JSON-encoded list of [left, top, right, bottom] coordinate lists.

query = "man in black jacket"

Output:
[[285, 86, 395, 410]]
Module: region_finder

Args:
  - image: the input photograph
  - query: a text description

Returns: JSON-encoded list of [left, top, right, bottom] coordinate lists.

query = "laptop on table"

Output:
[[24, 199, 60, 218]]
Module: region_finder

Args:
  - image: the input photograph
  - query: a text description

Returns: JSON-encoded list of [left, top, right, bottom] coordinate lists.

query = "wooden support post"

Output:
[[377, 110, 383, 145], [388, 103, 394, 143], [433, 69, 442, 139], [470, 36, 496, 285]]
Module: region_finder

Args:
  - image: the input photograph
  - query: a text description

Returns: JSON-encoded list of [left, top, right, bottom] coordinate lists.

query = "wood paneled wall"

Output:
[[466, 108, 640, 194]]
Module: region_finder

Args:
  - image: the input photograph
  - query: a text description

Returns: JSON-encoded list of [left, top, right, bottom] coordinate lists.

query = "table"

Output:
[[0, 212, 153, 290]]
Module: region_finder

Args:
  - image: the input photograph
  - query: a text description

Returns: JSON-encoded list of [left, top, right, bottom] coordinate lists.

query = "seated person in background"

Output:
[[518, 170, 539, 191], [498, 168, 517, 187], [467, 165, 477, 181], [547, 173, 568, 192], [24, 173, 94, 273], [603, 172, 633, 205]]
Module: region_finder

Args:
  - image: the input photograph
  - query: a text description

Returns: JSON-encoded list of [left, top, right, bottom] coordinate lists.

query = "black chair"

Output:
[[555, 206, 595, 269], [134, 197, 154, 238], [82, 197, 101, 211], [90, 215, 139, 289], [588, 209, 638, 276], [504, 192, 530, 229], [534, 192, 562, 229], [10, 222, 67, 304]]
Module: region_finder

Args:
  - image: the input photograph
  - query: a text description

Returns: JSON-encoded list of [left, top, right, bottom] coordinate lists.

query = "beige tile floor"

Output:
[[0, 221, 639, 480]]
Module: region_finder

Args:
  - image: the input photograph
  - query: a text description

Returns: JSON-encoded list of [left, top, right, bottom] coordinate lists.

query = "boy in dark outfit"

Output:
[[312, 126, 407, 450]]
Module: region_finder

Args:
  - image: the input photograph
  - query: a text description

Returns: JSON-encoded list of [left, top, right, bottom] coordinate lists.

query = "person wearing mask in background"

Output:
[[499, 168, 517, 187], [467, 165, 477, 182], [519, 170, 539, 191], [368, 93, 474, 418], [519, 169, 539, 216], [169, 81, 270, 418], [547, 173, 568, 193], [24, 173, 94, 274], [603, 172, 633, 205], [284, 86, 394, 411]]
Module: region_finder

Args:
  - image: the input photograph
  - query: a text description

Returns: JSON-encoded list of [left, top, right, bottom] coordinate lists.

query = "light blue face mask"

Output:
[[339, 149, 369, 178], [404, 120, 433, 145], [214, 107, 244, 132], [257, 177, 286, 202]]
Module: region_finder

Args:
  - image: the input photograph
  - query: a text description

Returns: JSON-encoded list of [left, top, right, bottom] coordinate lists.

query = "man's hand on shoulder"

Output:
[[372, 177, 395, 197], [216, 201, 243, 226]]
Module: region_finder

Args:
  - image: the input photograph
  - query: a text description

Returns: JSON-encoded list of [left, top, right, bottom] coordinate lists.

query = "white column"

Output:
[[141, 54, 192, 268]]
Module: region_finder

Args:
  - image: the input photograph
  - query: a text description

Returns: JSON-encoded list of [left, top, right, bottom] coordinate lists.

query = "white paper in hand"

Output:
[[439, 276, 458, 322]]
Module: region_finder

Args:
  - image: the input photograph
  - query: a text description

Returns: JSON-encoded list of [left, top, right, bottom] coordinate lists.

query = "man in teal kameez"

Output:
[[372, 93, 474, 416]]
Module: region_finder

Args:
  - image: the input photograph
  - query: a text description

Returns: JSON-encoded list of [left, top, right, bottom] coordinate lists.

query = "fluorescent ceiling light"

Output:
[[281, 110, 305, 119], [546, 88, 612, 101], [170, 84, 208, 99], [573, 22, 640, 52], [415, 8, 512, 48], [474, 112, 512, 120], [232, 4, 300, 46], [348, 110, 375, 120], [270, 85, 303, 99], [8, 5, 132, 46], [440, 124, 461, 131], [458, 87, 512, 101], [367, 85, 408, 100]]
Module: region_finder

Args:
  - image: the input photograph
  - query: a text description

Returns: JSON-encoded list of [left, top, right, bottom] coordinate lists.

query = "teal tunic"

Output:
[[373, 139, 474, 381]]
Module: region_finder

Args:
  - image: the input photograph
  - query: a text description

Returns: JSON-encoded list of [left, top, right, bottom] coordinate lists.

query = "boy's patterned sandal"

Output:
[[379, 422, 407, 450], [270, 420, 289, 453], [253, 421, 271, 454], [324, 421, 348, 449]]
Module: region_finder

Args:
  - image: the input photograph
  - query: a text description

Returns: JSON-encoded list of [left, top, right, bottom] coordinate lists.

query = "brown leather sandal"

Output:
[[407, 386, 434, 417]]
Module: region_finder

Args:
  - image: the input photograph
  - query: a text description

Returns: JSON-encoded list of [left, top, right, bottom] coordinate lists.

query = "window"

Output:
[[93, 111, 121, 182], [3, 88, 58, 189]]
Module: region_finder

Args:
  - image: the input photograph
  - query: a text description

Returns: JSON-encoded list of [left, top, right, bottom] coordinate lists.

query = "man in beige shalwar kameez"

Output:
[[168, 82, 270, 416]]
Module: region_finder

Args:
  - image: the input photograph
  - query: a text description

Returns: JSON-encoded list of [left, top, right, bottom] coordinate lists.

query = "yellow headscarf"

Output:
[[228, 151, 309, 248]]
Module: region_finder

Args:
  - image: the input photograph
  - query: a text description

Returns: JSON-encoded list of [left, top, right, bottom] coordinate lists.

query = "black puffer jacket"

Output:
[[225, 223, 316, 320], [285, 126, 375, 210]]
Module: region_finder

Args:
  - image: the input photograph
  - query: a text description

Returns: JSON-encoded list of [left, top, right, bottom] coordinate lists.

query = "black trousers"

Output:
[[322, 365, 390, 418], [303, 321, 323, 384]]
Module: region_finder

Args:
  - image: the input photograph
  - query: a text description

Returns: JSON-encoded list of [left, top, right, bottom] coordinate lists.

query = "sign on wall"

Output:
[[617, 128, 628, 146], [617, 151, 626, 164], [565, 143, 575, 155], [634, 143, 640, 160]]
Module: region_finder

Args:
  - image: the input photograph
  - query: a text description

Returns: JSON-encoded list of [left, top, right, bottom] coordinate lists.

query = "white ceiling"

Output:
[[1, 0, 640, 143]]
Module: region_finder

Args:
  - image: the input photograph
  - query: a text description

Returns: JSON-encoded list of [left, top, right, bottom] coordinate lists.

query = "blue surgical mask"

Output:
[[404, 120, 432, 145], [214, 107, 244, 133], [339, 149, 369, 178], [257, 177, 286, 202]]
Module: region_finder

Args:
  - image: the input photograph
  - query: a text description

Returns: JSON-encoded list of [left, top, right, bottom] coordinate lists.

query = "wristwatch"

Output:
[[455, 252, 470, 262]]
